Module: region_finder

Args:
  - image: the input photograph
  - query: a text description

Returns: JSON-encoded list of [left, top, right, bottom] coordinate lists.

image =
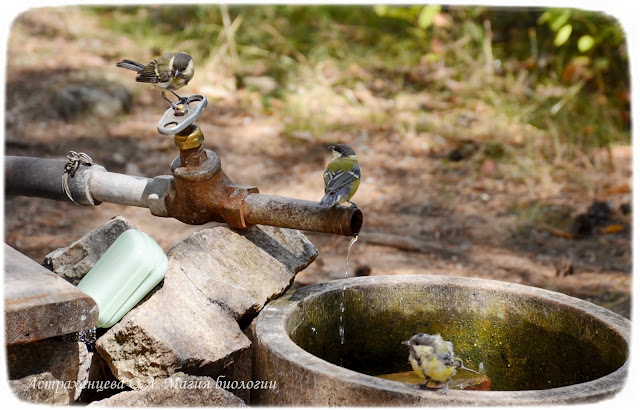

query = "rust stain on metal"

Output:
[[243, 194, 363, 236], [164, 125, 363, 236]]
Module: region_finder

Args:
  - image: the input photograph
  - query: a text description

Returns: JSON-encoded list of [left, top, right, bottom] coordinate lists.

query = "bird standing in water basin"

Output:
[[402, 333, 479, 394]]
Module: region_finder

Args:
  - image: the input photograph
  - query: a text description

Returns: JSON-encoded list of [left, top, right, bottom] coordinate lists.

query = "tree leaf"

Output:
[[554, 24, 572, 47], [373, 5, 388, 17], [537, 10, 551, 25], [550, 9, 572, 31], [577, 35, 595, 52], [418, 5, 441, 29]]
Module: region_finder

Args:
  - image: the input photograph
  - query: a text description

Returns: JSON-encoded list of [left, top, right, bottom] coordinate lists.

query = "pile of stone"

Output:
[[7, 216, 317, 406]]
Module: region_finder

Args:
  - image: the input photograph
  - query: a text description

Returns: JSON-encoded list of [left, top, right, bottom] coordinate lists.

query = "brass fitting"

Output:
[[174, 124, 204, 151], [167, 121, 259, 227]]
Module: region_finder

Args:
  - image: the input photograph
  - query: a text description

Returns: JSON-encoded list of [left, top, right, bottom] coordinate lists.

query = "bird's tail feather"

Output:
[[319, 194, 336, 207], [116, 59, 145, 72], [320, 185, 352, 207]]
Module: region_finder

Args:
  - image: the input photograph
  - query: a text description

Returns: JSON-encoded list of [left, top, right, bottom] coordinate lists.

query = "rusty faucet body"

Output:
[[167, 123, 258, 227], [5, 95, 363, 236]]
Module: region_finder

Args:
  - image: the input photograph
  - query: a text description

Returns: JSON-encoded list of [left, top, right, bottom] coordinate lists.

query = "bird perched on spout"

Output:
[[402, 333, 479, 395], [116, 52, 194, 107], [320, 144, 361, 208]]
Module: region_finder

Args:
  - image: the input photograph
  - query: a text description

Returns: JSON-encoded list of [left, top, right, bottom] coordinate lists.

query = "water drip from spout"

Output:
[[339, 235, 359, 345]]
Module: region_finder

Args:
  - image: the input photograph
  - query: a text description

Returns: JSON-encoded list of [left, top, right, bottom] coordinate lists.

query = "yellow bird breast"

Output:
[[409, 356, 425, 379], [420, 356, 457, 382]]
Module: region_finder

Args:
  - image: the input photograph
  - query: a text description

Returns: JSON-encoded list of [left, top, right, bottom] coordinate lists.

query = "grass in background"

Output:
[[96, 5, 630, 175]]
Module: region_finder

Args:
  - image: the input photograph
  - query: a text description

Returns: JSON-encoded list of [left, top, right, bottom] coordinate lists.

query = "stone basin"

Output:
[[253, 275, 629, 406]]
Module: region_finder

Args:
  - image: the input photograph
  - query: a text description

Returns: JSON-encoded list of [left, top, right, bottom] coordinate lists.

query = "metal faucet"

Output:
[[5, 95, 363, 236]]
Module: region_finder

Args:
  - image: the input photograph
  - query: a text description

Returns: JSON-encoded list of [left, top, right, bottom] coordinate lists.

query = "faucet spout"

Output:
[[243, 194, 363, 236]]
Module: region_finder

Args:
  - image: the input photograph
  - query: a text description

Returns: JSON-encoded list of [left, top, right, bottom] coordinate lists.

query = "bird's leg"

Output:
[[171, 90, 189, 105], [347, 201, 359, 209], [418, 377, 433, 390], [160, 92, 178, 108], [441, 379, 451, 395]]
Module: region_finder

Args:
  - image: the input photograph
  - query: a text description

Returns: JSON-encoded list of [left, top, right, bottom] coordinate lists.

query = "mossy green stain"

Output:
[[286, 283, 628, 391]]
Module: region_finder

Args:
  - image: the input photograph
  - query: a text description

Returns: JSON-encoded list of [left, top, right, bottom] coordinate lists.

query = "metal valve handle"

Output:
[[157, 94, 208, 135]]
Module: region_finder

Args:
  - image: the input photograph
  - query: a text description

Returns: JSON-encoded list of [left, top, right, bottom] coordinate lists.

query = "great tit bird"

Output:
[[320, 144, 361, 208], [116, 52, 195, 106], [402, 333, 479, 395]]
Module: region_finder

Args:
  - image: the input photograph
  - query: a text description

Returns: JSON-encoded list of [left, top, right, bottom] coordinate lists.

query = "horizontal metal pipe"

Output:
[[6, 156, 364, 236], [243, 194, 363, 236], [4, 156, 170, 212], [88, 171, 153, 208], [5, 156, 102, 205], [5, 156, 70, 201]]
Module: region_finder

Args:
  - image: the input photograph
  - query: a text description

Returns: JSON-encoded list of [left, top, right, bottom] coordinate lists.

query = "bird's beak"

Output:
[[174, 70, 181, 79], [401, 340, 411, 346], [328, 145, 335, 151]]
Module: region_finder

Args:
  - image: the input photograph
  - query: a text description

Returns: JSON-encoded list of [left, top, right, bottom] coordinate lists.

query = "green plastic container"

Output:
[[77, 229, 168, 328]]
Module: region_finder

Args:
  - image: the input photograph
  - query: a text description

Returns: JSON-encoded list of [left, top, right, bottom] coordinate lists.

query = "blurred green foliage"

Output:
[[95, 5, 629, 152], [97, 5, 628, 85]]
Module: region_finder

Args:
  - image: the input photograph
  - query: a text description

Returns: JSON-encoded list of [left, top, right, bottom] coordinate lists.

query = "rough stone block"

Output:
[[95, 271, 251, 388], [77, 349, 127, 403], [7, 338, 90, 405], [166, 225, 317, 325], [88, 373, 246, 407], [217, 319, 257, 403], [4, 244, 98, 344], [9, 373, 73, 405], [43, 216, 137, 285], [93, 225, 316, 391]]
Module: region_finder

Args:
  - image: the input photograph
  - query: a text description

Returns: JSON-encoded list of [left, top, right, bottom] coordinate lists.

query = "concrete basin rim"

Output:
[[256, 274, 630, 402], [287, 275, 630, 338]]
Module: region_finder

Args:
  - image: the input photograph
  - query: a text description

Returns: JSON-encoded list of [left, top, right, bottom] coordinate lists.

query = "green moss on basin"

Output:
[[286, 280, 628, 391]]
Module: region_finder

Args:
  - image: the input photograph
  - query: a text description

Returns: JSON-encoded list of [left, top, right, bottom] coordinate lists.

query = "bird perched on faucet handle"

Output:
[[402, 333, 479, 395], [320, 144, 361, 208], [116, 52, 194, 107]]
